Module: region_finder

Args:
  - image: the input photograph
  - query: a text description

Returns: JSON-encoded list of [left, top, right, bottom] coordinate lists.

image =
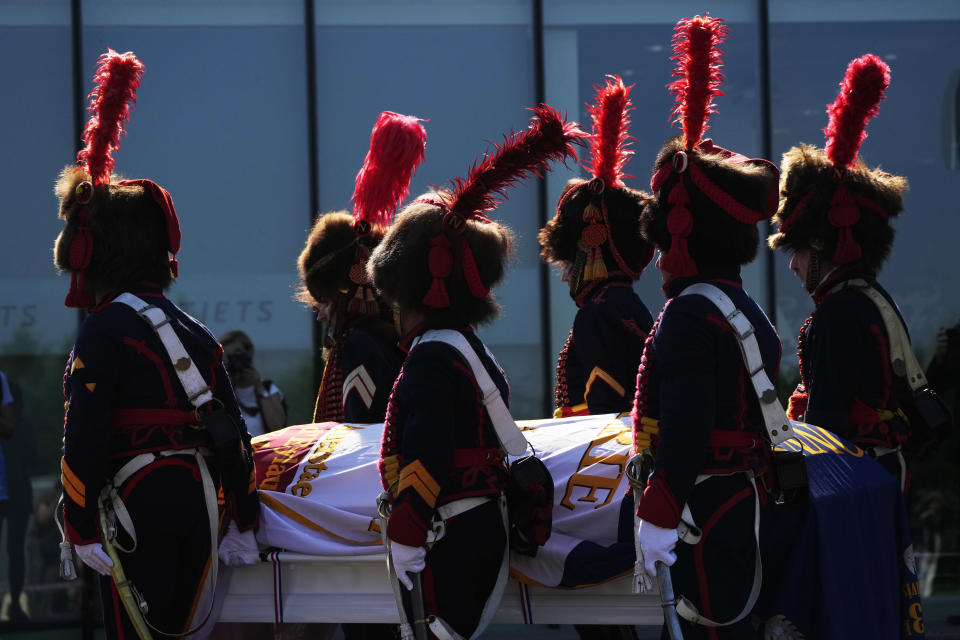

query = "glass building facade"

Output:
[[0, 0, 957, 634]]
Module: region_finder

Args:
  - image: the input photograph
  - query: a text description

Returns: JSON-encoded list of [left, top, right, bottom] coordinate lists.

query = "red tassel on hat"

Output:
[[828, 185, 862, 263], [423, 234, 453, 308], [660, 179, 697, 277], [65, 272, 91, 308], [459, 237, 489, 299]]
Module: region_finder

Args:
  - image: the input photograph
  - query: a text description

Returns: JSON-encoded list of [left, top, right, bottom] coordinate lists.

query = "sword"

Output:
[[656, 561, 684, 640], [410, 572, 429, 640], [377, 491, 417, 640], [98, 497, 153, 640]]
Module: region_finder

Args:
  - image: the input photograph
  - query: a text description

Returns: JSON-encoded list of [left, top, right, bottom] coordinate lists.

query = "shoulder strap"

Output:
[[678, 283, 793, 446], [836, 279, 927, 391], [411, 329, 528, 456], [113, 293, 214, 408]]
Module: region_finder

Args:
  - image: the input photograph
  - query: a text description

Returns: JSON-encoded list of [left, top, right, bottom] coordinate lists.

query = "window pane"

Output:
[[543, 2, 765, 378], [0, 1, 84, 627], [81, 1, 315, 427], [313, 0, 543, 417]]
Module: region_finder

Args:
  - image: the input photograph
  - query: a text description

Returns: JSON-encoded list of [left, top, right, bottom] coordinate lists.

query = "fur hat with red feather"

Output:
[[640, 16, 779, 277], [53, 49, 181, 308], [539, 75, 655, 303], [369, 105, 587, 329], [768, 54, 907, 282], [297, 111, 427, 337]]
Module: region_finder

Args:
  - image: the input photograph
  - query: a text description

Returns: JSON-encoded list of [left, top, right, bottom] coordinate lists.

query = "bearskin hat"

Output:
[[370, 199, 515, 327], [53, 167, 174, 296], [369, 105, 587, 328], [296, 112, 427, 315], [539, 76, 654, 295], [768, 54, 906, 273], [639, 16, 778, 276], [298, 212, 384, 307], [52, 50, 180, 308]]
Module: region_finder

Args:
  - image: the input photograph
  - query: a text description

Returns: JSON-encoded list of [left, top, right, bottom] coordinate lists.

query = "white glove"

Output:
[[218, 520, 260, 567], [390, 541, 426, 591], [637, 520, 678, 578], [75, 542, 114, 576]]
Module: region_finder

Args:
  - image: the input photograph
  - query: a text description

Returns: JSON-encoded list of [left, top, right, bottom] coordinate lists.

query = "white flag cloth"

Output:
[[252, 413, 635, 588]]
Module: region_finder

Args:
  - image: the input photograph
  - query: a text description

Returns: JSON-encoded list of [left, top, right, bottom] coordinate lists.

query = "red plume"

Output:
[[443, 104, 588, 219], [77, 50, 145, 186], [585, 75, 634, 188], [352, 111, 428, 228], [667, 15, 728, 150], [824, 53, 890, 169]]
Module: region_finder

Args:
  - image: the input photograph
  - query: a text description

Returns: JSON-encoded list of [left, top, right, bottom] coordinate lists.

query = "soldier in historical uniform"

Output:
[[369, 105, 584, 639], [540, 75, 654, 420], [631, 17, 782, 638], [54, 50, 259, 639], [539, 75, 654, 640], [768, 54, 914, 486], [298, 113, 426, 640], [298, 111, 426, 427]]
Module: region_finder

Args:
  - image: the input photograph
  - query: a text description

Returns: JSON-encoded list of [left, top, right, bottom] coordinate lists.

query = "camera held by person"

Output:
[[220, 330, 287, 437]]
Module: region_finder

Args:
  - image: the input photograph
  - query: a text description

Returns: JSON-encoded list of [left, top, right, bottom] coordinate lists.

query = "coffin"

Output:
[[218, 415, 920, 636]]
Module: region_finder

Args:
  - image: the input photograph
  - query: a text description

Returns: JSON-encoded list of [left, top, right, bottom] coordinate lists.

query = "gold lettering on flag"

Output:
[[560, 421, 632, 510]]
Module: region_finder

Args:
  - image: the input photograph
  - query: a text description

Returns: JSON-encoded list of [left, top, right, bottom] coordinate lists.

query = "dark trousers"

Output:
[[0, 501, 29, 600], [400, 499, 506, 639], [98, 458, 214, 639], [665, 474, 762, 640]]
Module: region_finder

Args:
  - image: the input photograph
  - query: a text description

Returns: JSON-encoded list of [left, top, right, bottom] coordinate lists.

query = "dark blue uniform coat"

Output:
[[789, 268, 912, 457], [61, 284, 258, 638], [379, 326, 509, 639], [633, 269, 780, 639], [555, 277, 653, 417]]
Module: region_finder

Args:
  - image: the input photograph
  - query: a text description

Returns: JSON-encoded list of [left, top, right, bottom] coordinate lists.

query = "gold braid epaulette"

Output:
[[314, 343, 344, 423], [632, 311, 663, 448], [554, 329, 574, 411]]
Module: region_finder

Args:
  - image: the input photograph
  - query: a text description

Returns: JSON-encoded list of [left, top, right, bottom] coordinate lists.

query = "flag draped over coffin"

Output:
[[251, 413, 924, 636], [251, 413, 637, 588]]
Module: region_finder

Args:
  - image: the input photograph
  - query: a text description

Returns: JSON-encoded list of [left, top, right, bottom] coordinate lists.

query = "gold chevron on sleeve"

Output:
[[85, 382, 97, 392], [585, 366, 625, 399], [634, 417, 660, 450], [61, 457, 86, 508], [71, 357, 85, 373], [398, 460, 441, 508], [382, 455, 400, 495]]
